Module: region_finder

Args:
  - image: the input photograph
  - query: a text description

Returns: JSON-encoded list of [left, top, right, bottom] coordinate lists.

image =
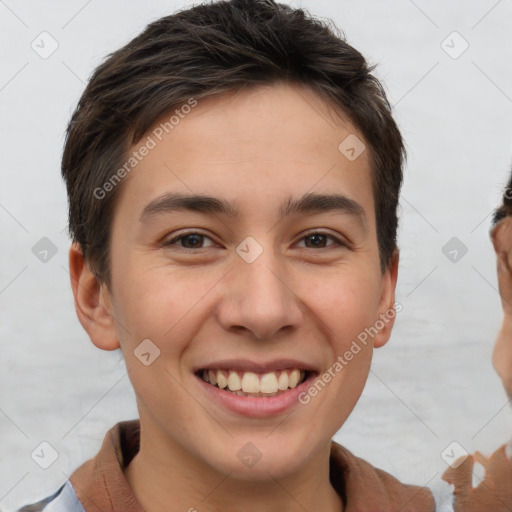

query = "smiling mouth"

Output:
[[197, 368, 310, 397]]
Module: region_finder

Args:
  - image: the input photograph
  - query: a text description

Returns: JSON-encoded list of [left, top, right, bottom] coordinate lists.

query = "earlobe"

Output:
[[68, 244, 120, 351], [373, 248, 400, 349]]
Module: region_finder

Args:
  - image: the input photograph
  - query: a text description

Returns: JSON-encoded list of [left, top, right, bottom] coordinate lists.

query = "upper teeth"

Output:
[[201, 369, 305, 394]]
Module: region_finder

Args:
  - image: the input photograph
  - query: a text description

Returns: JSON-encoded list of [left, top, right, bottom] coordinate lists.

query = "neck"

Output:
[[124, 421, 343, 512]]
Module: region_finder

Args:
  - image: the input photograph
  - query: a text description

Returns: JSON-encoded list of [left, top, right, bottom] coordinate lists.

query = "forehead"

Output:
[[115, 82, 375, 227]]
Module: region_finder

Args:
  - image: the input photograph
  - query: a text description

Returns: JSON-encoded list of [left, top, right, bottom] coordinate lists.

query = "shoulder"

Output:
[[15, 481, 85, 512], [329, 441, 437, 511]]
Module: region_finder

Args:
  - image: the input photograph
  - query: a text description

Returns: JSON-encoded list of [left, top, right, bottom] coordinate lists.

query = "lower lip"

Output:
[[194, 372, 317, 418]]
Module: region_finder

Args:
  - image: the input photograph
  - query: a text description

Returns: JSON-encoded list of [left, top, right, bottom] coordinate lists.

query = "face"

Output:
[[491, 215, 512, 398], [74, 82, 398, 481]]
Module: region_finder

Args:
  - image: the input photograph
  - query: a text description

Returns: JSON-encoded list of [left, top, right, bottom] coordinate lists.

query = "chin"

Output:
[[223, 452, 308, 482], [202, 433, 317, 481]]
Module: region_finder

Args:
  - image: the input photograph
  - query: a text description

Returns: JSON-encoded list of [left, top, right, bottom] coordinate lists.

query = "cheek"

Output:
[[317, 272, 380, 389], [114, 267, 214, 345], [494, 333, 512, 379], [296, 269, 380, 415], [115, 271, 207, 419], [308, 268, 382, 342]]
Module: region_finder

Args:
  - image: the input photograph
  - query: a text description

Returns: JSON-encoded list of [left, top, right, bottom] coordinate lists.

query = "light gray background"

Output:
[[2, 0, 512, 510]]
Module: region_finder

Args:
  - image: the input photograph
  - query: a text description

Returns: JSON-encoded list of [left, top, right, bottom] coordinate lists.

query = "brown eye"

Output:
[[165, 232, 216, 249], [297, 232, 345, 249]]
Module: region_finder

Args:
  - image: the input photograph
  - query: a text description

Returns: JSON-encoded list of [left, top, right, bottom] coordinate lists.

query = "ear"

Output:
[[490, 217, 512, 255], [490, 218, 512, 317], [373, 248, 400, 349], [68, 243, 120, 351]]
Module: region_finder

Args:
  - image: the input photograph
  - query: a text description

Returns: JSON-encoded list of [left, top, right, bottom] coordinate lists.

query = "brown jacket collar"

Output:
[[69, 419, 435, 512]]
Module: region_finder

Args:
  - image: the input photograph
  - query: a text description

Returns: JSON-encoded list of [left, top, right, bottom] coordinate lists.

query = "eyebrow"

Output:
[[139, 191, 367, 228]]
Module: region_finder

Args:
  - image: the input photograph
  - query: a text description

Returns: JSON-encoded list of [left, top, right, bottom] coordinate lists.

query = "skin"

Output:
[[490, 216, 512, 399], [69, 82, 399, 512], [441, 215, 512, 510]]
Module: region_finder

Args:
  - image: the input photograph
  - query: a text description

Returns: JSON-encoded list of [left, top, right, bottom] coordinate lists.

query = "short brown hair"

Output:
[[493, 170, 512, 225], [62, 0, 404, 284]]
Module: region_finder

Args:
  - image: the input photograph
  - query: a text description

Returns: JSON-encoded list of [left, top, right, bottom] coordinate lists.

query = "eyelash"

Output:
[[164, 231, 346, 250]]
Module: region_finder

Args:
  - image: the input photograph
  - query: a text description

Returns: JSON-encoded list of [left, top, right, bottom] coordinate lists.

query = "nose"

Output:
[[216, 242, 304, 340]]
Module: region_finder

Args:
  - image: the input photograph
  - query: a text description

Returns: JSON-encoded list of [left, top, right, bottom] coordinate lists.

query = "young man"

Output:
[[14, 0, 511, 510], [438, 178, 512, 512]]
